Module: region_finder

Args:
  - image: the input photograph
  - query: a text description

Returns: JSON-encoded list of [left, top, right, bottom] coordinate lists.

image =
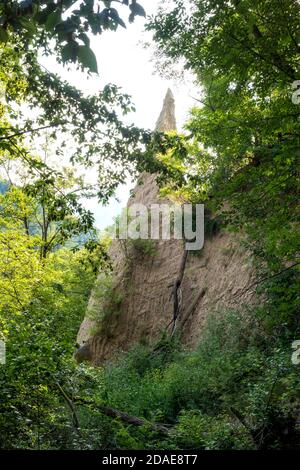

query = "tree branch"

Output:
[[0, 123, 66, 141], [232, 261, 300, 299], [55, 382, 82, 435], [74, 398, 170, 435]]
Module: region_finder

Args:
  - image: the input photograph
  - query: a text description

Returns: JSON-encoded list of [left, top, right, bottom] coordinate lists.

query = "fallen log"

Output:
[[74, 398, 170, 435]]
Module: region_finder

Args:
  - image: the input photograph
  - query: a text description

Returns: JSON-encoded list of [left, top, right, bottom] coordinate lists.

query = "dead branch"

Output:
[[55, 382, 82, 435], [74, 398, 170, 435], [180, 288, 206, 329], [168, 249, 189, 335]]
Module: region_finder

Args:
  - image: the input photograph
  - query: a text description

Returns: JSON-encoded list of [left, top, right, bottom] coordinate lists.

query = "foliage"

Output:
[[130, 238, 157, 258], [170, 410, 254, 450], [0, 1, 146, 73], [145, 0, 300, 273], [0, 0, 152, 204], [0, 247, 98, 449], [0, 155, 110, 448], [119, 237, 157, 262], [2, 291, 299, 449], [87, 273, 125, 337], [86, 305, 299, 450], [1, 0, 300, 452], [0, 168, 98, 258], [0, 213, 41, 324]]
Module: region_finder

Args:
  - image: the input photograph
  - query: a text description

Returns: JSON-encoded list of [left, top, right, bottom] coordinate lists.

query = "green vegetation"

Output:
[[127, 238, 157, 259], [0, 0, 299, 451], [87, 273, 125, 337], [0, 1, 146, 74], [78, 299, 298, 450]]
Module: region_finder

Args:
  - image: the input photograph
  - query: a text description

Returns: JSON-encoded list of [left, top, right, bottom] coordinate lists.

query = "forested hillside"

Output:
[[0, 0, 299, 451]]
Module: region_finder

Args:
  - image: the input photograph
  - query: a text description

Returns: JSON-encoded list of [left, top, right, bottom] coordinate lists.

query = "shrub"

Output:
[[130, 238, 157, 258], [87, 274, 125, 337], [90, 305, 300, 449]]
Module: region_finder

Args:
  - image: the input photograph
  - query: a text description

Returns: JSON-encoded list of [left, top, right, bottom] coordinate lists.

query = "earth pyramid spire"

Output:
[[127, 88, 177, 208], [76, 89, 254, 365], [155, 88, 177, 132]]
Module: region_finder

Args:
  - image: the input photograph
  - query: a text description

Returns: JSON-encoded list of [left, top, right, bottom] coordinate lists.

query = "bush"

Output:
[[90, 305, 300, 450], [169, 410, 254, 450], [87, 274, 125, 337], [130, 238, 157, 258]]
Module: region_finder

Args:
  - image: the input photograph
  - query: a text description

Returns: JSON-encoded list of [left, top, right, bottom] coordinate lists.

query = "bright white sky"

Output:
[[41, 0, 197, 231]]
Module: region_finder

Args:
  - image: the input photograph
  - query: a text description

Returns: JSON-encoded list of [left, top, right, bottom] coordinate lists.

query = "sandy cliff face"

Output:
[[76, 90, 256, 365]]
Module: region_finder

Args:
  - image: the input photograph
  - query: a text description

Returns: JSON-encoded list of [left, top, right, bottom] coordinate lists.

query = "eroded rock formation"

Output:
[[76, 90, 255, 365]]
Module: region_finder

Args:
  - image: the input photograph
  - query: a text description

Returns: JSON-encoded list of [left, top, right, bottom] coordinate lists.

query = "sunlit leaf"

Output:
[[78, 45, 98, 73]]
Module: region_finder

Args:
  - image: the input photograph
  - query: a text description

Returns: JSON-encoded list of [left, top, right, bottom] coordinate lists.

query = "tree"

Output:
[[0, 1, 151, 204], [146, 0, 300, 271], [0, 1, 146, 72]]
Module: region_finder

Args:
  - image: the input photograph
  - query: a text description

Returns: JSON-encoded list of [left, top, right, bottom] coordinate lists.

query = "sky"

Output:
[[41, 0, 197, 231]]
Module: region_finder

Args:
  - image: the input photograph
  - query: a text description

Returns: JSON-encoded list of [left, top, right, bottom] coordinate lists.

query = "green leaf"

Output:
[[78, 45, 98, 73], [55, 19, 77, 34], [130, 2, 146, 18], [0, 27, 8, 43], [78, 32, 90, 47], [110, 8, 126, 28], [61, 41, 78, 63], [99, 9, 110, 29], [17, 17, 36, 35], [45, 10, 62, 32]]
